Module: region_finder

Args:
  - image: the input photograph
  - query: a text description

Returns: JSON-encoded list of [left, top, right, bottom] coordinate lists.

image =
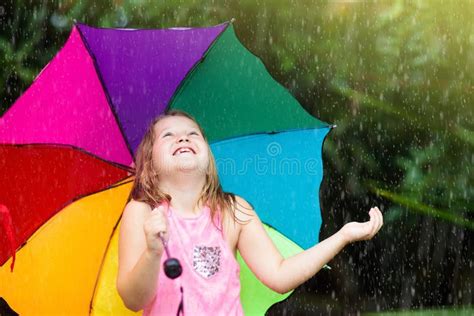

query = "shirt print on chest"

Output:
[[193, 245, 221, 278]]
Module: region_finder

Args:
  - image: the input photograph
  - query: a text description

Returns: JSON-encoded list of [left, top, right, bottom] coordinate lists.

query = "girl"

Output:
[[117, 110, 383, 315]]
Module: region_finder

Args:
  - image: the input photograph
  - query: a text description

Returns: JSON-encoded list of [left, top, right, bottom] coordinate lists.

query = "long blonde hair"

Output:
[[131, 110, 236, 222]]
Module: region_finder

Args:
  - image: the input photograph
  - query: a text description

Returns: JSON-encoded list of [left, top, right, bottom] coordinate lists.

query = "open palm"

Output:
[[340, 207, 383, 243]]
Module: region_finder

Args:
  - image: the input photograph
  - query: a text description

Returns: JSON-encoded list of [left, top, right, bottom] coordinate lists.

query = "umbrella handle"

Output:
[[159, 232, 183, 280], [158, 233, 171, 258], [154, 203, 182, 280]]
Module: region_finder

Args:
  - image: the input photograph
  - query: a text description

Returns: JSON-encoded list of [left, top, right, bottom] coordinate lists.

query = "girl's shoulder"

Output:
[[125, 199, 152, 210], [122, 199, 152, 221], [220, 195, 256, 251], [229, 195, 258, 224]]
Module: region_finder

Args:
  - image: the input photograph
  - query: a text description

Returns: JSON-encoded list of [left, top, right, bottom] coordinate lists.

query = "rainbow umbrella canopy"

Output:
[[0, 21, 331, 315]]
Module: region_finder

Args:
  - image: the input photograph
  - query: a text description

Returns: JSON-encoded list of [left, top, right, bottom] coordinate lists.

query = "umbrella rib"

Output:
[[166, 21, 233, 110], [75, 25, 135, 161], [0, 142, 133, 172], [88, 211, 125, 315], [74, 20, 230, 32], [312, 127, 333, 247], [208, 126, 334, 146]]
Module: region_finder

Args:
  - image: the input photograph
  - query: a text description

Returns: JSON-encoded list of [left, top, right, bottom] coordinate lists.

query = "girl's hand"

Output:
[[143, 204, 169, 256], [339, 207, 383, 244]]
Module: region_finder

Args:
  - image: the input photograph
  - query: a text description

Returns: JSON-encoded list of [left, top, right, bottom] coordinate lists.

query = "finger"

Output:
[[151, 223, 168, 240], [369, 208, 377, 239], [154, 209, 170, 239], [157, 224, 170, 242], [361, 210, 373, 240], [146, 213, 166, 227], [373, 207, 382, 234], [151, 205, 169, 220], [147, 210, 168, 232], [149, 213, 165, 228], [370, 207, 382, 237], [368, 208, 379, 238], [156, 204, 170, 225], [371, 207, 381, 229], [376, 207, 384, 232], [149, 206, 164, 224], [152, 204, 166, 214]]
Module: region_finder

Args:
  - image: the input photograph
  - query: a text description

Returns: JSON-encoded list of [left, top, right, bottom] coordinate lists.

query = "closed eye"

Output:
[[162, 132, 173, 137], [189, 131, 200, 136]]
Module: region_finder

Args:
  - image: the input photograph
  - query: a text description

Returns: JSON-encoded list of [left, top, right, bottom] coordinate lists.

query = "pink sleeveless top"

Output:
[[143, 205, 243, 315]]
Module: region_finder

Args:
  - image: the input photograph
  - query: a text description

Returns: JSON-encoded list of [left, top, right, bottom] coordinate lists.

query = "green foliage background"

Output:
[[1, 0, 473, 314]]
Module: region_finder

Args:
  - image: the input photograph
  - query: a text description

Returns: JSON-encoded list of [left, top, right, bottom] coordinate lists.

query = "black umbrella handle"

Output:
[[159, 233, 182, 279], [153, 204, 183, 280]]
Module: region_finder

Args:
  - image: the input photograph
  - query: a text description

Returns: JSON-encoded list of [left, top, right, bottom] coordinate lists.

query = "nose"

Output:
[[177, 134, 189, 143]]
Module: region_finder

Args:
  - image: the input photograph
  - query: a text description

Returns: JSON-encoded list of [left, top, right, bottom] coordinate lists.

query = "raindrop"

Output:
[[50, 13, 68, 29], [115, 7, 128, 27]]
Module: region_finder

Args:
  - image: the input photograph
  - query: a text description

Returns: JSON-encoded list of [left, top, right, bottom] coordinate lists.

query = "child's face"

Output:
[[152, 115, 209, 176]]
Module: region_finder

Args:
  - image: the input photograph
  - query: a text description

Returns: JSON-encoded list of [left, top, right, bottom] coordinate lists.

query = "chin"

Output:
[[178, 162, 208, 174], [176, 162, 199, 171]]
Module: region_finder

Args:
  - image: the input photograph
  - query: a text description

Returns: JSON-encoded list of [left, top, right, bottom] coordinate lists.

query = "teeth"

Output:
[[175, 147, 193, 155]]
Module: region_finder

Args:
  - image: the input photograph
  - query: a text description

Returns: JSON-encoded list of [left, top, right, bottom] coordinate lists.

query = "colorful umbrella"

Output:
[[0, 21, 331, 315]]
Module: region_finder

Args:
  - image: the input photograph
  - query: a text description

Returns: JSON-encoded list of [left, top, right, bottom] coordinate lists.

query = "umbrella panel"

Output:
[[0, 27, 132, 166], [211, 128, 330, 249]]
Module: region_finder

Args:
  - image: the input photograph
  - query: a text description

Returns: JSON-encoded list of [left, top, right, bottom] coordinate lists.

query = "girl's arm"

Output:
[[116, 201, 167, 311], [236, 196, 383, 294]]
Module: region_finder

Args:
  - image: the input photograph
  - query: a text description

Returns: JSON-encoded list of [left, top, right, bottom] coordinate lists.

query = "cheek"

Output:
[[200, 148, 211, 164], [151, 144, 168, 169]]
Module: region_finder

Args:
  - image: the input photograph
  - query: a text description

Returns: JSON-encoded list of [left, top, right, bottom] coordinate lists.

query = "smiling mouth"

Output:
[[173, 147, 196, 155]]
